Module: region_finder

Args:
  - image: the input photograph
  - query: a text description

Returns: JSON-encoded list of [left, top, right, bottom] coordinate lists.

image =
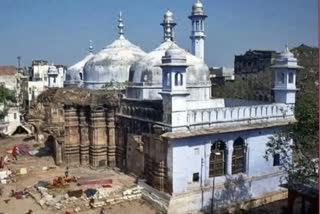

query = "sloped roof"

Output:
[[0, 66, 16, 76]]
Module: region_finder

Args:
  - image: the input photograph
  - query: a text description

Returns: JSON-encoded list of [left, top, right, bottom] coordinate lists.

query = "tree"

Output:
[[265, 86, 318, 186], [0, 85, 16, 120], [265, 45, 318, 186]]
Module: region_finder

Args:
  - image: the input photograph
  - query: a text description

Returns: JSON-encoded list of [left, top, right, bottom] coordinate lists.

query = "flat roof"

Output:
[[161, 118, 296, 139]]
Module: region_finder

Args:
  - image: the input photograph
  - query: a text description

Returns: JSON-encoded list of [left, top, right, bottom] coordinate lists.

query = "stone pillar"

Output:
[[115, 125, 126, 169], [79, 107, 90, 166], [55, 138, 63, 166], [106, 108, 116, 167], [153, 160, 166, 192], [226, 140, 234, 175], [89, 107, 107, 168], [64, 106, 80, 166]]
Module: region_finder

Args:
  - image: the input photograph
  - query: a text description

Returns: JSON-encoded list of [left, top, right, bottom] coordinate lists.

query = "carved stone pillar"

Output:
[[106, 108, 116, 167], [64, 105, 80, 166], [79, 106, 90, 166], [153, 160, 166, 192], [89, 107, 107, 168], [115, 126, 126, 169], [55, 138, 63, 166], [226, 140, 234, 175]]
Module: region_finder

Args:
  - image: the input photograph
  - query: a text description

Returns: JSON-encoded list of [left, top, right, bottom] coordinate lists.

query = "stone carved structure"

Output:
[[27, 88, 120, 168]]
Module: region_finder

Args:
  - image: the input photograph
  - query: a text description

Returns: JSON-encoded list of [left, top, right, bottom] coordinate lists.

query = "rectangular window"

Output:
[[193, 173, 199, 182], [288, 73, 293, 83], [273, 154, 280, 166], [14, 113, 17, 120]]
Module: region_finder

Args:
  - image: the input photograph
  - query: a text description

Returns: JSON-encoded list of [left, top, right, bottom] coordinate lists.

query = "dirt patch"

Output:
[[0, 136, 158, 214]]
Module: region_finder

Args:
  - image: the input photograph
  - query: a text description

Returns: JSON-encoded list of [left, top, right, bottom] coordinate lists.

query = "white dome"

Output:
[[127, 41, 211, 100], [164, 10, 174, 23], [191, 0, 205, 16], [83, 37, 146, 89], [130, 40, 209, 85], [65, 53, 93, 87]]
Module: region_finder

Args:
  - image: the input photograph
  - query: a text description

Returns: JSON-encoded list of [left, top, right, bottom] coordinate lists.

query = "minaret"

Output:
[[118, 11, 125, 39], [272, 44, 302, 104], [189, 0, 207, 61], [160, 10, 176, 42], [159, 43, 189, 131]]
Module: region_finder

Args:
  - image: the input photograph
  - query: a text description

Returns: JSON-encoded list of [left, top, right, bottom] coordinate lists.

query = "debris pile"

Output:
[[29, 180, 143, 211]]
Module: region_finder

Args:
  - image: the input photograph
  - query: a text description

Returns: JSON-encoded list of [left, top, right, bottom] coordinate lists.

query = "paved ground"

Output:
[[0, 135, 158, 214]]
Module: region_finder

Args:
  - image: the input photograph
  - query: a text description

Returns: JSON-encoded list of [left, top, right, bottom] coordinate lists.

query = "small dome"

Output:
[[65, 53, 93, 87], [164, 10, 174, 23], [279, 45, 294, 59], [192, 0, 204, 15], [165, 43, 184, 58], [83, 37, 146, 89]]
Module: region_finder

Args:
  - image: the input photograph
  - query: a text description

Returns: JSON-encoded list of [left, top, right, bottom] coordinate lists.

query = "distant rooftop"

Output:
[[0, 66, 16, 76]]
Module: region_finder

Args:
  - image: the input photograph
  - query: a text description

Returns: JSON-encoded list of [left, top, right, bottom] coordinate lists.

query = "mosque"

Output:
[[31, 0, 302, 213]]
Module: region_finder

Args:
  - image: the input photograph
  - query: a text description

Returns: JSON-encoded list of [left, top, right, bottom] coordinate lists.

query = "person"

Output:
[[12, 145, 18, 161], [65, 167, 69, 178]]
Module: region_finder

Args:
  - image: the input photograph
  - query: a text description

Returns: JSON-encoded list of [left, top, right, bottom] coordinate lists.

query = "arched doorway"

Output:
[[209, 140, 226, 177]]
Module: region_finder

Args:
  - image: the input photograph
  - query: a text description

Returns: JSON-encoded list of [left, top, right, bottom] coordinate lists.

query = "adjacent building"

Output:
[[210, 66, 235, 85], [234, 50, 277, 79]]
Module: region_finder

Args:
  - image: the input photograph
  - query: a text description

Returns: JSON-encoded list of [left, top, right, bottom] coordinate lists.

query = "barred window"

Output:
[[209, 141, 226, 177], [232, 137, 245, 174]]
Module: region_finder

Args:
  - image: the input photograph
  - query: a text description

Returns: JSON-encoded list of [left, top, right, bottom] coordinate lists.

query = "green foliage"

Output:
[[101, 80, 129, 90], [0, 85, 17, 120], [265, 44, 318, 186], [213, 44, 318, 186], [212, 69, 273, 100]]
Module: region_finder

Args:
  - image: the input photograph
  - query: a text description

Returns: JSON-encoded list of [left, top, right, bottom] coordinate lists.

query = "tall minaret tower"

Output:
[[161, 10, 176, 42], [272, 44, 302, 104], [189, 0, 207, 61]]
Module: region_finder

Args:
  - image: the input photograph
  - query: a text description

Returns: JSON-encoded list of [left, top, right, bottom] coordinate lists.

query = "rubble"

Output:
[[0, 136, 154, 213], [0, 170, 11, 179]]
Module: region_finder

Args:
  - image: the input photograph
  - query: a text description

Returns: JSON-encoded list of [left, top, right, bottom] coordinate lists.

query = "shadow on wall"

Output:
[[35, 135, 55, 158], [202, 175, 253, 213]]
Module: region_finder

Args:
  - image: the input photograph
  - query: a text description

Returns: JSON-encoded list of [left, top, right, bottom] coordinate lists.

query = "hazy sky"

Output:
[[0, 0, 318, 68]]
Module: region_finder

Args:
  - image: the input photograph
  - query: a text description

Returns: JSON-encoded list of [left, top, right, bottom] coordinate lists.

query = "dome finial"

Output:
[[161, 10, 176, 42], [285, 42, 290, 53], [89, 40, 93, 54], [118, 11, 125, 39]]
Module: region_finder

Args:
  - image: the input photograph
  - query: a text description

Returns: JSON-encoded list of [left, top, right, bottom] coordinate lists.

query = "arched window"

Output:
[[175, 73, 183, 86], [79, 72, 83, 80], [232, 137, 245, 174], [209, 140, 226, 177], [166, 72, 171, 86]]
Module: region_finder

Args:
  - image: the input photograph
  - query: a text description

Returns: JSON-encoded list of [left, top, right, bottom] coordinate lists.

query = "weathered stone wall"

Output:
[[126, 134, 144, 177], [26, 88, 121, 169], [142, 127, 168, 193], [27, 88, 170, 194]]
